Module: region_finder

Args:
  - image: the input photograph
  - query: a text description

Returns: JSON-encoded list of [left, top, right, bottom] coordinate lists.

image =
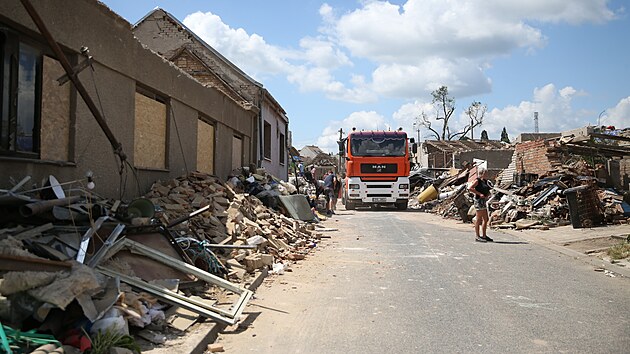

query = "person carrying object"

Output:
[[468, 166, 493, 242]]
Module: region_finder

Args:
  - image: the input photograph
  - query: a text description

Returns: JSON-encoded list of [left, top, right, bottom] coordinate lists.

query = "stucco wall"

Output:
[[0, 0, 256, 198]]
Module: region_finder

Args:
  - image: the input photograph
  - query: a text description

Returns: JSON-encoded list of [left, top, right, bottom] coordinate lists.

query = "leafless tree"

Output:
[[419, 86, 486, 141], [449, 101, 486, 140]]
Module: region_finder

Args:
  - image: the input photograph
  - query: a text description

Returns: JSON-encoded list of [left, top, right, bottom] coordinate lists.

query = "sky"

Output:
[[100, 0, 630, 152]]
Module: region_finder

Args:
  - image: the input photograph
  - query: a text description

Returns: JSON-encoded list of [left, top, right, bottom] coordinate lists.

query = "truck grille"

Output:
[[367, 193, 391, 198], [360, 163, 397, 173]]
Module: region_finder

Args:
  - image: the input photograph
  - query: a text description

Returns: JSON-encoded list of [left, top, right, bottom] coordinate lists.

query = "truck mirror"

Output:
[[412, 143, 418, 154], [337, 140, 345, 156]]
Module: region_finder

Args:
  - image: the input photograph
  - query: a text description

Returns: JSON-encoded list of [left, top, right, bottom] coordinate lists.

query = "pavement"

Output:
[[144, 215, 629, 353], [496, 222, 630, 278]]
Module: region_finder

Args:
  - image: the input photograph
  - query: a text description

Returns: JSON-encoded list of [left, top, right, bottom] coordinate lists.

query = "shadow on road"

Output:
[[490, 241, 529, 245]]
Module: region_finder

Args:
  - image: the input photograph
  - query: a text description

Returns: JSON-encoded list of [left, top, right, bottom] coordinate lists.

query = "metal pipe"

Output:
[[19, 0, 126, 161], [166, 204, 211, 228], [19, 196, 82, 217]]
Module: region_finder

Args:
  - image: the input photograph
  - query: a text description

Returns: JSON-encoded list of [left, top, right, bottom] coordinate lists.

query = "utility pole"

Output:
[[534, 112, 539, 133], [337, 128, 344, 173]]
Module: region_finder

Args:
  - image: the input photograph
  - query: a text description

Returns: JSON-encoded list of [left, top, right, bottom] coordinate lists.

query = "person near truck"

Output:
[[468, 166, 493, 242], [323, 169, 335, 215]]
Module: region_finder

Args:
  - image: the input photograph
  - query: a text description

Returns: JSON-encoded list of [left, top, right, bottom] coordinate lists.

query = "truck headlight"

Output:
[[399, 184, 409, 189], [349, 184, 360, 190]]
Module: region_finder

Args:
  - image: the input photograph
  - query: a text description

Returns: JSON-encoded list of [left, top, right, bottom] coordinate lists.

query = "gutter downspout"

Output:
[[258, 87, 264, 168]]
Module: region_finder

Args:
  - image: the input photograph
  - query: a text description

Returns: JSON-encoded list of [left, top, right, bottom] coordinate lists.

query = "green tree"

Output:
[[500, 127, 510, 143], [481, 130, 489, 141]]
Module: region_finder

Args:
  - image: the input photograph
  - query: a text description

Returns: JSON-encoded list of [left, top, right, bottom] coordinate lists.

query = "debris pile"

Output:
[[411, 157, 630, 230], [0, 170, 328, 352]]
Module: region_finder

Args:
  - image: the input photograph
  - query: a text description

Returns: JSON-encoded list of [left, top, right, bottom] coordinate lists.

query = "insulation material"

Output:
[[27, 263, 100, 310], [134, 92, 167, 169], [0, 271, 57, 295], [0, 236, 43, 259], [40, 56, 70, 161], [197, 119, 215, 174]]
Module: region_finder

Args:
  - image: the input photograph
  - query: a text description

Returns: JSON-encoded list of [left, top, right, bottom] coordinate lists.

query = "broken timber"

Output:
[[96, 239, 253, 325]]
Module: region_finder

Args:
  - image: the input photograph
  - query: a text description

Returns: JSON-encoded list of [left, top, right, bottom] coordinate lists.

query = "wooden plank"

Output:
[[13, 223, 54, 240]]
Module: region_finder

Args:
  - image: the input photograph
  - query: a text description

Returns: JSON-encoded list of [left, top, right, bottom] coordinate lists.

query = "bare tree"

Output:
[[419, 86, 486, 141], [449, 101, 486, 140]]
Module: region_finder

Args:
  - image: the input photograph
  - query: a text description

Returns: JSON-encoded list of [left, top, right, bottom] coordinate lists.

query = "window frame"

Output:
[[0, 27, 44, 159], [133, 84, 170, 171], [263, 120, 271, 161], [278, 131, 285, 166]]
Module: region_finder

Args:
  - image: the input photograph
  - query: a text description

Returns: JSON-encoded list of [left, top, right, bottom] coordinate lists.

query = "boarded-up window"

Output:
[[134, 91, 166, 169], [279, 132, 285, 165], [40, 56, 70, 161], [263, 121, 271, 160], [196, 119, 214, 174], [232, 135, 242, 170]]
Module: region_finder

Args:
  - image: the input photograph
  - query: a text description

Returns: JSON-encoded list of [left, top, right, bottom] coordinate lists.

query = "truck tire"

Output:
[[395, 201, 408, 210], [345, 199, 356, 210]]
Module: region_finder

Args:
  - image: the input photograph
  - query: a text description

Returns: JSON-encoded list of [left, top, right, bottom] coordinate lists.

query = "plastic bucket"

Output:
[[417, 185, 438, 203]]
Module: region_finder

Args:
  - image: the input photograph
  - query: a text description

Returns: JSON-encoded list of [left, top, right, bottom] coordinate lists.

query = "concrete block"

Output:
[[260, 254, 274, 267]]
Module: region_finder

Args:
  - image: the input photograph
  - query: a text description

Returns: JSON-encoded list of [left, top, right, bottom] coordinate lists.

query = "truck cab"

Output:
[[341, 130, 412, 210]]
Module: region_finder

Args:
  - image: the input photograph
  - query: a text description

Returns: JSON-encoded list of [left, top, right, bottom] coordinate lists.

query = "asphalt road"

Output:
[[218, 209, 630, 353]]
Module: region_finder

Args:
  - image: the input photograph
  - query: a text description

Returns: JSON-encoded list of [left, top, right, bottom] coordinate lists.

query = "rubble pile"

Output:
[[0, 170, 327, 352], [146, 171, 324, 280], [411, 158, 630, 230]]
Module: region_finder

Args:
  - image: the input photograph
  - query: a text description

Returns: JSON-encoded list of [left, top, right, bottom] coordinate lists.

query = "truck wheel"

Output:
[[345, 200, 356, 210], [396, 201, 408, 210]]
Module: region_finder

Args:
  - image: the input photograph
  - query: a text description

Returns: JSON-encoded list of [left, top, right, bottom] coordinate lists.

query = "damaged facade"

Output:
[[0, 0, 259, 199], [418, 139, 514, 178], [413, 126, 630, 229], [133, 8, 289, 181]]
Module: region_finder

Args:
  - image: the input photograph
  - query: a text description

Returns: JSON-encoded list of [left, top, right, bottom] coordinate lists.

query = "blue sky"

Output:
[[101, 0, 630, 151]]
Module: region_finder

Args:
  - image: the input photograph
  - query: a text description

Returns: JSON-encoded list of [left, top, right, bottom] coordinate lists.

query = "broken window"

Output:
[[263, 121, 271, 160], [196, 117, 215, 174], [134, 88, 167, 169], [0, 28, 43, 157], [279, 132, 285, 165]]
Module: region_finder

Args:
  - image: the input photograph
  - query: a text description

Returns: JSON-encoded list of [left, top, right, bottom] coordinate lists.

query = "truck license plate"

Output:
[[373, 197, 386, 202]]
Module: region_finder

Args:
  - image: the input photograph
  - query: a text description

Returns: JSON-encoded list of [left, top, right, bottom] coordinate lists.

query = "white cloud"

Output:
[[183, 11, 292, 79], [603, 97, 630, 129], [481, 83, 593, 140], [183, 1, 619, 105], [316, 111, 388, 152]]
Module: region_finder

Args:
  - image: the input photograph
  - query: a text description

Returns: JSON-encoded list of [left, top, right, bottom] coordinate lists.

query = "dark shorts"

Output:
[[474, 197, 487, 210], [324, 188, 334, 201]]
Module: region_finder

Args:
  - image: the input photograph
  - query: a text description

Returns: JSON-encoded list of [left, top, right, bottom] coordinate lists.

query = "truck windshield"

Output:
[[350, 136, 406, 157]]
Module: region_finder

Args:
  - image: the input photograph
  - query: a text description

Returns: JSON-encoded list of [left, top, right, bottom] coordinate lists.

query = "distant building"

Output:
[[299, 145, 325, 160], [419, 140, 513, 178]]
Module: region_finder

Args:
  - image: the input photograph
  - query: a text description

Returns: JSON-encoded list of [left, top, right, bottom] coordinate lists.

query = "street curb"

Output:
[[497, 228, 630, 279]]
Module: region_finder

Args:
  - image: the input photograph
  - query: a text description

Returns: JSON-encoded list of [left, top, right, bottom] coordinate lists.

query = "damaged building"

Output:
[[0, 0, 264, 199], [133, 8, 290, 181], [418, 139, 514, 178]]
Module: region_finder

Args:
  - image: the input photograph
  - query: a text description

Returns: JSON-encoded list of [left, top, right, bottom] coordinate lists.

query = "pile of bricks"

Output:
[[146, 171, 324, 282]]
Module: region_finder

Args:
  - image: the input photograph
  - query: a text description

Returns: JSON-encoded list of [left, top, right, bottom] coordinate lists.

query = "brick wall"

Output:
[[514, 139, 563, 177]]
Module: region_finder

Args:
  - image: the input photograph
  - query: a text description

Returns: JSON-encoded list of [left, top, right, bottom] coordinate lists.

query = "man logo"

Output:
[[372, 164, 386, 172]]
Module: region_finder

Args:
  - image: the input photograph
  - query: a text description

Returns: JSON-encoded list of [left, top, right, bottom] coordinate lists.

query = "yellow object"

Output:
[[417, 185, 438, 203]]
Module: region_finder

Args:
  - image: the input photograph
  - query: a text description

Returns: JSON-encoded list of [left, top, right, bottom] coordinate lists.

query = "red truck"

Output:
[[340, 129, 415, 210]]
